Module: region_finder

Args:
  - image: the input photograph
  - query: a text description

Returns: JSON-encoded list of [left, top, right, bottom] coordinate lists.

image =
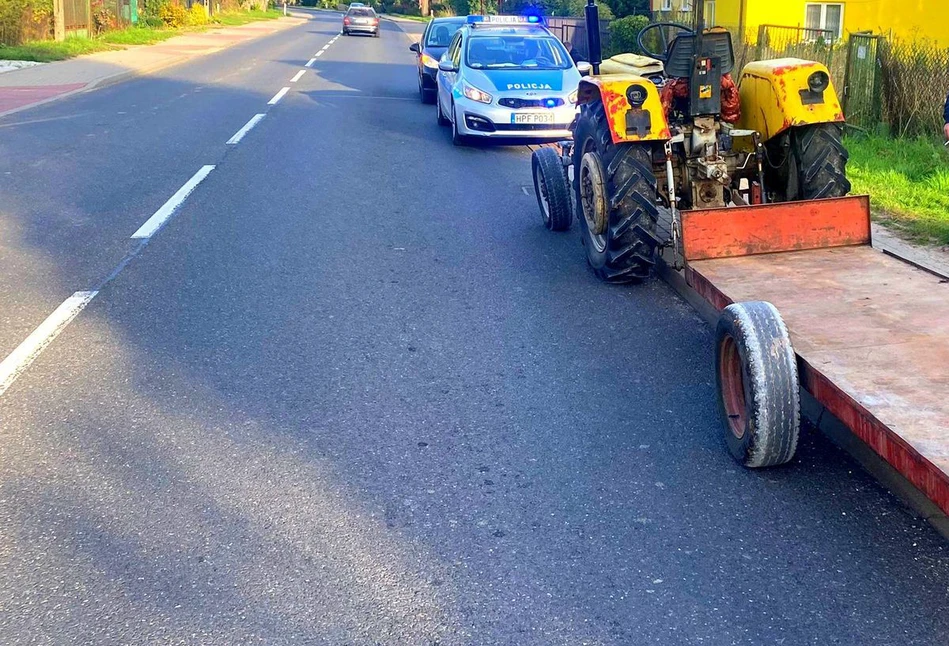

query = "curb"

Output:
[[0, 16, 306, 121]]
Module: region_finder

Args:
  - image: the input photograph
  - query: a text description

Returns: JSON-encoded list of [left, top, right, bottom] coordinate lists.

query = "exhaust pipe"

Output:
[[584, 0, 602, 75]]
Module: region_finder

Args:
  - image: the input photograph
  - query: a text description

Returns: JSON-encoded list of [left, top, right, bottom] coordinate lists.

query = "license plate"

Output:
[[355, 18, 368, 23], [512, 113, 555, 125]]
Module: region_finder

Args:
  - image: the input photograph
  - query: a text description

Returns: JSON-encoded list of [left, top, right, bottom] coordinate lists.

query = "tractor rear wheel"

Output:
[[573, 101, 660, 283], [769, 123, 851, 202]]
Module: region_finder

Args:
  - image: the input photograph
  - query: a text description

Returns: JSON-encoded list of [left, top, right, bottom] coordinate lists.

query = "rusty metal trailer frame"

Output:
[[661, 194, 949, 522]]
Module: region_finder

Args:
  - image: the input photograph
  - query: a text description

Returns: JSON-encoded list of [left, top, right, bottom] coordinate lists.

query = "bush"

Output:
[[609, 14, 648, 55], [189, 2, 209, 24], [158, 1, 189, 27], [139, 15, 165, 27]]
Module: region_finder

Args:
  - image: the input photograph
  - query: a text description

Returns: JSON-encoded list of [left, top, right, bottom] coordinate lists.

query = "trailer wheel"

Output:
[[532, 147, 572, 231], [715, 301, 800, 468], [573, 101, 660, 283]]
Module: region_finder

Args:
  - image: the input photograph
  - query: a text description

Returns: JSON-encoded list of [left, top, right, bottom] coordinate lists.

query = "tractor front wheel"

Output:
[[573, 101, 660, 283]]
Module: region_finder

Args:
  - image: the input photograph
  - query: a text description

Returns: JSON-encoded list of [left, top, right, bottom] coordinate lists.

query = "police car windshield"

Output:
[[426, 20, 465, 47], [466, 35, 571, 70]]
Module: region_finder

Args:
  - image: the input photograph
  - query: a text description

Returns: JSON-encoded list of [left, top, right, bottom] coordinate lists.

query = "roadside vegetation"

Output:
[[846, 135, 949, 244], [0, 2, 281, 63]]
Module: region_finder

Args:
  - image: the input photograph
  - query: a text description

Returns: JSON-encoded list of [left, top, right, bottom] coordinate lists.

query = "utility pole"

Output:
[[53, 0, 65, 41]]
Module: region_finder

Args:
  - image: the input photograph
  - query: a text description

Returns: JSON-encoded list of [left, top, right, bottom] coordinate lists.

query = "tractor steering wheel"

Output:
[[637, 22, 694, 62]]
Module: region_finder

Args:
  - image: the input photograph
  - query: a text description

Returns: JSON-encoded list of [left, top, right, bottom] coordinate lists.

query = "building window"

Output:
[[681, 0, 693, 10], [705, 0, 716, 25], [805, 3, 844, 40], [661, 0, 672, 11]]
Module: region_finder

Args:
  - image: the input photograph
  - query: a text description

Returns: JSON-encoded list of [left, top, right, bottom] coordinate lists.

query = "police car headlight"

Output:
[[568, 89, 578, 105], [463, 82, 493, 104], [421, 53, 440, 69]]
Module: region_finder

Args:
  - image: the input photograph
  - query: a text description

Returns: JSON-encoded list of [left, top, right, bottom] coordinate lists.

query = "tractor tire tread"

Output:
[[574, 101, 659, 284]]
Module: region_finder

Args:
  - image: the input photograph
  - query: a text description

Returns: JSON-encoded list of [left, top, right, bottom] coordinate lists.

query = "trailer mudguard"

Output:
[[576, 76, 671, 144], [737, 58, 845, 142]]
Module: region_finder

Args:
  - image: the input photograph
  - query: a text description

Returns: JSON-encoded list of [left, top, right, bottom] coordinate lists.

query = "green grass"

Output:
[[212, 9, 283, 26], [0, 10, 283, 62], [845, 134, 949, 244], [100, 27, 178, 46], [384, 13, 430, 22], [0, 36, 114, 62]]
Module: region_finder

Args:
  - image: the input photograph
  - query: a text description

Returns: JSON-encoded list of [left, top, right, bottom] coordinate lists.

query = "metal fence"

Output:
[[546, 16, 612, 60]]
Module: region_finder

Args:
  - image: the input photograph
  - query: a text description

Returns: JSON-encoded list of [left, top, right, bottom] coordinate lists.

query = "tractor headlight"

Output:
[[807, 71, 830, 93], [626, 84, 649, 107], [462, 82, 493, 104]]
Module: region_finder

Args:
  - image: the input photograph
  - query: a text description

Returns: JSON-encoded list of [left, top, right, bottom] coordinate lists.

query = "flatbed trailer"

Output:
[[666, 194, 949, 518]]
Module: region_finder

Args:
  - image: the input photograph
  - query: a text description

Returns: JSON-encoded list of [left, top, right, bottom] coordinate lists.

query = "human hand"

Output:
[[944, 122, 949, 141]]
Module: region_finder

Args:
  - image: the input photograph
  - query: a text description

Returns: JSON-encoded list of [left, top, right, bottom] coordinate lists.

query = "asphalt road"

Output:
[[0, 11, 947, 645]]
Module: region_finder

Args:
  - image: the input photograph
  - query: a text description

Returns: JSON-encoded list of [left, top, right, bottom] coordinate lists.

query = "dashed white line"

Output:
[[131, 165, 216, 239], [290, 69, 306, 83], [305, 57, 317, 67], [0, 291, 98, 397], [314, 51, 323, 57], [226, 113, 266, 145], [268, 87, 290, 105]]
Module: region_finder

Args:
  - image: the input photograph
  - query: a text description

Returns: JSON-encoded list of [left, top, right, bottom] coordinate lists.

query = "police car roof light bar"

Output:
[[466, 14, 544, 27]]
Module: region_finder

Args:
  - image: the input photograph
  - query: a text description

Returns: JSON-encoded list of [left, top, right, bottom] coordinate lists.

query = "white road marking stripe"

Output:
[[268, 87, 290, 105], [305, 57, 317, 67], [290, 69, 306, 82], [314, 51, 323, 57], [0, 291, 98, 397], [131, 165, 216, 239], [226, 113, 266, 145]]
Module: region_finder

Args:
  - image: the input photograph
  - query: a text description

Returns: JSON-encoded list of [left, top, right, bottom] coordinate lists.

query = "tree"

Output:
[[603, 0, 647, 19]]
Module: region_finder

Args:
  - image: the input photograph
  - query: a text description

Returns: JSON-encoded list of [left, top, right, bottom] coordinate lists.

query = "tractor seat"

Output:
[[665, 29, 735, 78]]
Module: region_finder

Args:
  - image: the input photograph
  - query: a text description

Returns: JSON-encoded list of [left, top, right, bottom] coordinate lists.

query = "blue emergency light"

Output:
[[466, 14, 545, 26]]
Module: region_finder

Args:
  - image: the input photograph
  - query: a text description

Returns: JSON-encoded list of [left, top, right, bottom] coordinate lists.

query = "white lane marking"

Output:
[[131, 165, 216, 239], [314, 51, 323, 57], [268, 87, 290, 105], [290, 69, 306, 83], [226, 113, 266, 145], [0, 291, 98, 397], [305, 57, 317, 67]]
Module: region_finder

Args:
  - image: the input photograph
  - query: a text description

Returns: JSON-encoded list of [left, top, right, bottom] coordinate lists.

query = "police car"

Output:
[[435, 15, 589, 145]]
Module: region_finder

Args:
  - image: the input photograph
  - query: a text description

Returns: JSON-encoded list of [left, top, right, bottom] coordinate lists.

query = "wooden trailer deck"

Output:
[[674, 196, 949, 516]]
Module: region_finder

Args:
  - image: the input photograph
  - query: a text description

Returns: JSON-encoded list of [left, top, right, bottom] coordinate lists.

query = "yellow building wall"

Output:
[[842, 0, 949, 46], [654, 0, 949, 45]]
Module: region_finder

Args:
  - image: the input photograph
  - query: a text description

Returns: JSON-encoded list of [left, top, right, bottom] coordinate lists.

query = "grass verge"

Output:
[[0, 9, 283, 62], [845, 134, 949, 244], [0, 37, 113, 62], [383, 13, 430, 22]]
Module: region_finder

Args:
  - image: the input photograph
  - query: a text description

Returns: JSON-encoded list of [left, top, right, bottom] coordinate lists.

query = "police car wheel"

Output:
[[532, 147, 572, 231], [451, 103, 467, 146], [573, 101, 660, 284], [436, 96, 450, 126]]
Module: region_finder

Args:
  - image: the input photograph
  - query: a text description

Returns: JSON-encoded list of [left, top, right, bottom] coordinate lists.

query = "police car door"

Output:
[[438, 31, 462, 118]]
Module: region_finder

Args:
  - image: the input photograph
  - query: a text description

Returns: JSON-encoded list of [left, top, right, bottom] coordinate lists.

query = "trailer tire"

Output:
[[715, 301, 800, 468], [532, 147, 572, 231], [573, 100, 660, 283]]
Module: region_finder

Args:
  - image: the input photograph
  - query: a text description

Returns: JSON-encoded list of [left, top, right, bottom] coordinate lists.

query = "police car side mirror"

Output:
[[438, 59, 457, 73], [576, 61, 593, 77], [409, 42, 421, 54]]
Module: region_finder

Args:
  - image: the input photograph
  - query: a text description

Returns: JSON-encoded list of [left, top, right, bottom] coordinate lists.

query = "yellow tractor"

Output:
[[531, 1, 850, 282]]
